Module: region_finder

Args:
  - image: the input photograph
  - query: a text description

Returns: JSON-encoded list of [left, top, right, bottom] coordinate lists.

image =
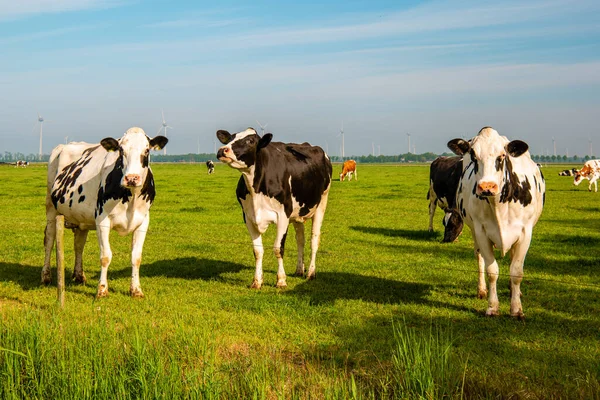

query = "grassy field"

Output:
[[1, 162, 599, 399]]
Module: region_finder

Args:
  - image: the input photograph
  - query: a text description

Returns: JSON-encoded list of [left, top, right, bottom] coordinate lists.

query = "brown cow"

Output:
[[339, 160, 357, 181]]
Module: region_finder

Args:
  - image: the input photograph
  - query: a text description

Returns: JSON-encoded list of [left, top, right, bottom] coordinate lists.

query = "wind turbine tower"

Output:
[[32, 113, 49, 160], [157, 109, 173, 155], [590, 138, 593, 157], [256, 120, 269, 136], [407, 133, 411, 154], [339, 123, 345, 159], [553, 137, 556, 157]]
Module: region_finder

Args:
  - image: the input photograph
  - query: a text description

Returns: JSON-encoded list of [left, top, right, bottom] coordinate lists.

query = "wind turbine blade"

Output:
[[162, 109, 165, 123], [263, 123, 268, 129], [32, 122, 39, 133], [157, 126, 164, 136]]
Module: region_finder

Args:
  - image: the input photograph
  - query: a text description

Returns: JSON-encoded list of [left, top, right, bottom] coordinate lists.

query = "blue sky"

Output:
[[1, 0, 599, 157]]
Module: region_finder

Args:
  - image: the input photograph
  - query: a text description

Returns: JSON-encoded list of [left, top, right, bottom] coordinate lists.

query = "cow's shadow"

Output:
[[0, 262, 43, 291], [102, 257, 249, 282], [286, 271, 434, 307], [350, 225, 439, 241]]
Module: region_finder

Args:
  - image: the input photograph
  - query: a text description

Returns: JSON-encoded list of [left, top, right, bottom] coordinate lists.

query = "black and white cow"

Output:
[[558, 168, 578, 176], [206, 160, 215, 174], [427, 156, 464, 243], [216, 128, 332, 289], [15, 160, 29, 168], [448, 127, 545, 318], [42, 127, 168, 297]]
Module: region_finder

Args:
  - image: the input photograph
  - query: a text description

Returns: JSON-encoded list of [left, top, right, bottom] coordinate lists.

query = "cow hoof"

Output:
[[41, 272, 52, 286], [294, 270, 305, 277], [511, 310, 525, 320], [306, 273, 316, 280], [477, 289, 488, 299], [96, 286, 109, 298], [485, 309, 500, 317], [276, 280, 287, 288], [129, 288, 144, 298], [72, 273, 87, 284], [250, 280, 262, 289]]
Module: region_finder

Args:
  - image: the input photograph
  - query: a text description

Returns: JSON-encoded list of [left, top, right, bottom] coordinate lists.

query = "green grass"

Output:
[[1, 162, 599, 399]]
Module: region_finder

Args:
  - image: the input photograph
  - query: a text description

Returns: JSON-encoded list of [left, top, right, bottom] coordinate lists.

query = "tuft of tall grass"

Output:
[[392, 319, 464, 399]]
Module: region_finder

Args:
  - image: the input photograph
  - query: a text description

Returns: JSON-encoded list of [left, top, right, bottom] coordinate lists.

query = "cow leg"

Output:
[[477, 235, 500, 316], [72, 228, 88, 284], [354, 170, 358, 181], [293, 221, 305, 276], [590, 176, 598, 192], [42, 206, 57, 285], [508, 232, 532, 319], [274, 217, 290, 288], [96, 222, 112, 297], [307, 194, 329, 280], [473, 236, 487, 299], [428, 189, 437, 232], [245, 218, 264, 289], [129, 215, 149, 298]]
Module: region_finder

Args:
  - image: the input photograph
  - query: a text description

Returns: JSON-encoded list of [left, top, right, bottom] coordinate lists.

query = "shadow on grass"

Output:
[[0, 262, 43, 291], [112, 257, 249, 282], [286, 271, 433, 306], [350, 225, 439, 241]]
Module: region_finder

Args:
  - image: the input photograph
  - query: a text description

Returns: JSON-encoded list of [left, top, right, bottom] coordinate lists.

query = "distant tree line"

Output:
[[0, 151, 596, 164]]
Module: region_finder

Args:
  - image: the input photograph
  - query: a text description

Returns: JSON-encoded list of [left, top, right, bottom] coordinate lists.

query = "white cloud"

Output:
[[0, 0, 126, 20]]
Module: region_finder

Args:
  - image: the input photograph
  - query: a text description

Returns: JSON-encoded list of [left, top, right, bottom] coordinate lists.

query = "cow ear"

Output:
[[150, 136, 168, 150], [258, 133, 273, 150], [447, 139, 470, 155], [217, 130, 232, 144], [506, 140, 528, 157], [100, 138, 120, 152]]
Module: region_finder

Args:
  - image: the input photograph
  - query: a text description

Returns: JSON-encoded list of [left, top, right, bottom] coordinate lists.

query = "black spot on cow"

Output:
[[69, 199, 73, 208], [78, 184, 83, 194], [78, 195, 86, 203], [140, 169, 155, 203], [495, 155, 504, 172], [141, 150, 149, 168], [69, 191, 74, 199], [51, 146, 99, 208], [96, 152, 131, 216], [499, 158, 533, 206]]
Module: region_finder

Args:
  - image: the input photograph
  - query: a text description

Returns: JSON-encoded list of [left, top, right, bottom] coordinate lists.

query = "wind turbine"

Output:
[[337, 122, 345, 159], [157, 109, 173, 155], [32, 112, 50, 160], [552, 137, 556, 157], [256, 120, 269, 136], [589, 138, 593, 157], [406, 133, 411, 154]]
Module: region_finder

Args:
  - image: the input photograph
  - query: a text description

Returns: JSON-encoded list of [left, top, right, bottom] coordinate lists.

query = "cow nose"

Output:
[[217, 147, 229, 159], [124, 174, 141, 186], [477, 181, 498, 195]]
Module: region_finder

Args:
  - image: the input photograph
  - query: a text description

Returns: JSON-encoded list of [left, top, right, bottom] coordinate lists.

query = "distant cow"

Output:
[[217, 128, 332, 289], [573, 160, 600, 192], [15, 160, 29, 168], [206, 160, 215, 174], [558, 168, 578, 176], [42, 127, 168, 297], [427, 156, 464, 243], [340, 159, 357, 181], [448, 127, 545, 318]]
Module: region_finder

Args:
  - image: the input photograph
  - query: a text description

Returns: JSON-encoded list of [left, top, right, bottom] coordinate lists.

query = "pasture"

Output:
[[1, 162, 599, 399]]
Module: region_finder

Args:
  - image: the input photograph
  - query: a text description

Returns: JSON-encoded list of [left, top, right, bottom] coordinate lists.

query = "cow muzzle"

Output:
[[477, 181, 499, 196], [217, 147, 232, 162], [123, 174, 142, 187]]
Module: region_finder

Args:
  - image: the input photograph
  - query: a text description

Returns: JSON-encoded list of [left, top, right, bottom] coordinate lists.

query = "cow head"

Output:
[[100, 127, 168, 188], [573, 166, 591, 186], [447, 127, 529, 197], [442, 210, 463, 243], [216, 128, 272, 170]]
